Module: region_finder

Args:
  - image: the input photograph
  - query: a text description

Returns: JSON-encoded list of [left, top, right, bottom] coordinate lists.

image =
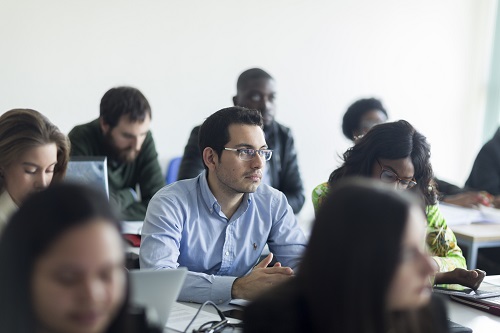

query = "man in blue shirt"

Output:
[[139, 107, 307, 304]]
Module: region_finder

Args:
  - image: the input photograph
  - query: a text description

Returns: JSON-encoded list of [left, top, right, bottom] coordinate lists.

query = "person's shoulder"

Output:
[[313, 182, 329, 195], [151, 177, 199, 203], [191, 124, 201, 133], [273, 120, 293, 135], [68, 119, 100, 138], [185, 125, 201, 141], [138, 130, 158, 153], [475, 128, 500, 153], [426, 204, 442, 220]]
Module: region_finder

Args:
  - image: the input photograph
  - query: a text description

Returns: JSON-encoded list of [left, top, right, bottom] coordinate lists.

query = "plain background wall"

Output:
[[1, 0, 497, 228]]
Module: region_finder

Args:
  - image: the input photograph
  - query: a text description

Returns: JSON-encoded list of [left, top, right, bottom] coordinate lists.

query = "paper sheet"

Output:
[[122, 221, 143, 235], [229, 299, 249, 307]]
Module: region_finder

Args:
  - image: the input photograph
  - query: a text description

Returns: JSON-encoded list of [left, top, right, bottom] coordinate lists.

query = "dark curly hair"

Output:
[[329, 120, 437, 206], [342, 97, 388, 140]]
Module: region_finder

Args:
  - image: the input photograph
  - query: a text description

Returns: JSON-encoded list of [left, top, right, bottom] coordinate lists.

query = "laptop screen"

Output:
[[65, 156, 109, 198]]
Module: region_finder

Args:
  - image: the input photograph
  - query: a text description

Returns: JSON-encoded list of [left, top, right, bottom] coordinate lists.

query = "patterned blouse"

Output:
[[312, 182, 467, 272]]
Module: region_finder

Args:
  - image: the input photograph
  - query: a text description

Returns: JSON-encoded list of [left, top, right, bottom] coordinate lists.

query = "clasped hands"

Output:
[[231, 253, 294, 300]]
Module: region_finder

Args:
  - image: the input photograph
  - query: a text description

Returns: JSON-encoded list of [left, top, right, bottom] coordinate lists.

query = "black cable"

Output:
[[182, 301, 227, 333]]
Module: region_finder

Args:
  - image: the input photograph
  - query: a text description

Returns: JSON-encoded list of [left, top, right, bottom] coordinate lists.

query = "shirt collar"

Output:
[[198, 171, 253, 219]]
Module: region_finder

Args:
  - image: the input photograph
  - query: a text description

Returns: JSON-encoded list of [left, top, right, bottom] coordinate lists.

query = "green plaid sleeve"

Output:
[[312, 182, 330, 216], [426, 204, 467, 271]]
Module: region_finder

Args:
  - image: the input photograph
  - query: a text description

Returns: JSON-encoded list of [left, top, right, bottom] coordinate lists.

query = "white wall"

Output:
[[1, 0, 497, 228]]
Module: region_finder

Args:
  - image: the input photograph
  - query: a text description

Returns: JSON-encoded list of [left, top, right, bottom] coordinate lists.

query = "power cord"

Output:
[[183, 301, 241, 333]]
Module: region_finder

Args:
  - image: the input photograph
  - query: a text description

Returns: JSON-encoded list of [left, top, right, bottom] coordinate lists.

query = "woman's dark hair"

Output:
[[342, 97, 388, 140], [0, 183, 128, 333], [329, 120, 437, 206], [300, 177, 420, 333]]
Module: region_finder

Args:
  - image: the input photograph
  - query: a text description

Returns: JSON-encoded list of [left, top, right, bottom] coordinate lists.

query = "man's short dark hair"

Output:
[[236, 68, 273, 92], [199, 106, 263, 171], [100, 86, 151, 128], [342, 98, 387, 140]]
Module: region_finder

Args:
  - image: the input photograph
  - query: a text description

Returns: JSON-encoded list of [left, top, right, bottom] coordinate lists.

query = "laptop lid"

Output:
[[65, 156, 109, 198], [128, 268, 187, 328]]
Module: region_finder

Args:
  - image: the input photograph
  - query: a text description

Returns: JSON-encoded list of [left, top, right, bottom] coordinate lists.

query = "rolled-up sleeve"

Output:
[[267, 193, 307, 272]]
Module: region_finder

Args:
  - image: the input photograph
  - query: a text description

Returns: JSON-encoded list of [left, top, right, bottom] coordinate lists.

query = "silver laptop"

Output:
[[129, 268, 188, 328], [65, 156, 109, 198]]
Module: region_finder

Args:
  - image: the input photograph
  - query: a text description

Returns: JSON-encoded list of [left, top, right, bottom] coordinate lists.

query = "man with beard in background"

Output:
[[69, 86, 164, 221]]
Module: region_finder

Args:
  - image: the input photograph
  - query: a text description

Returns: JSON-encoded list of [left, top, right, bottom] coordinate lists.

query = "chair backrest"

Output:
[[165, 156, 182, 184]]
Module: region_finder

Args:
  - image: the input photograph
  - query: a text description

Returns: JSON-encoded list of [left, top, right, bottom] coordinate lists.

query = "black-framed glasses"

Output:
[[376, 159, 417, 190], [223, 147, 273, 161]]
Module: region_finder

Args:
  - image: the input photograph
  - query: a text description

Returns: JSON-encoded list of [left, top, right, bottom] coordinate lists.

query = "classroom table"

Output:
[[164, 276, 500, 333], [451, 223, 500, 270], [439, 203, 500, 270]]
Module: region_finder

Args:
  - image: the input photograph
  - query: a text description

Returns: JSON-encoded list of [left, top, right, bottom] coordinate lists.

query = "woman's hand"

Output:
[[434, 268, 486, 289]]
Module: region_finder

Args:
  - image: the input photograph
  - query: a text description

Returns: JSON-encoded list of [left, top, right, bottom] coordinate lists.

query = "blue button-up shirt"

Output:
[[139, 171, 307, 303]]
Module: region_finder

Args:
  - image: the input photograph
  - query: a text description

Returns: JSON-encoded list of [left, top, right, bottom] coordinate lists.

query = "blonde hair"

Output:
[[0, 109, 70, 191]]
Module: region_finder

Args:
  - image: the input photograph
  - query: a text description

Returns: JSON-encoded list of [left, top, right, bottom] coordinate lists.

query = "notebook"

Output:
[[65, 156, 109, 198], [128, 268, 188, 328]]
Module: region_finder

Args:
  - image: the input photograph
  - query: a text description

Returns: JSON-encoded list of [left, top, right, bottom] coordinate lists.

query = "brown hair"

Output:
[[0, 109, 70, 191]]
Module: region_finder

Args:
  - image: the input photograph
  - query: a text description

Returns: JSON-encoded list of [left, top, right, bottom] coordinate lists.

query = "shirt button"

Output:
[[225, 251, 229, 256]]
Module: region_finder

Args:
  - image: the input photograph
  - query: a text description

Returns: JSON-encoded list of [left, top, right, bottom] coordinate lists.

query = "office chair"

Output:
[[165, 156, 182, 184]]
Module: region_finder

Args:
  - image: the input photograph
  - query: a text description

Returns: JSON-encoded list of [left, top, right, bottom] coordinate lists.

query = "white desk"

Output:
[[166, 277, 500, 333], [451, 223, 500, 270], [166, 298, 500, 333], [165, 302, 241, 333], [439, 203, 500, 270], [446, 298, 500, 332]]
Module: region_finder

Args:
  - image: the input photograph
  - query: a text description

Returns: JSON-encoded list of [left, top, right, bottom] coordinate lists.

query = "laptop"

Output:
[[447, 319, 473, 333], [433, 280, 500, 299], [65, 156, 109, 198], [128, 268, 188, 328], [450, 294, 500, 316]]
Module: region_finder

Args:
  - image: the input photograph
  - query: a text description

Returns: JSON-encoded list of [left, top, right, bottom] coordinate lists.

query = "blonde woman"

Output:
[[0, 109, 69, 230]]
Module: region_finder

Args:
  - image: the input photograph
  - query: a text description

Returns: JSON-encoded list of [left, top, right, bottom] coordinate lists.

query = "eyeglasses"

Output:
[[376, 159, 417, 190], [223, 147, 273, 161]]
